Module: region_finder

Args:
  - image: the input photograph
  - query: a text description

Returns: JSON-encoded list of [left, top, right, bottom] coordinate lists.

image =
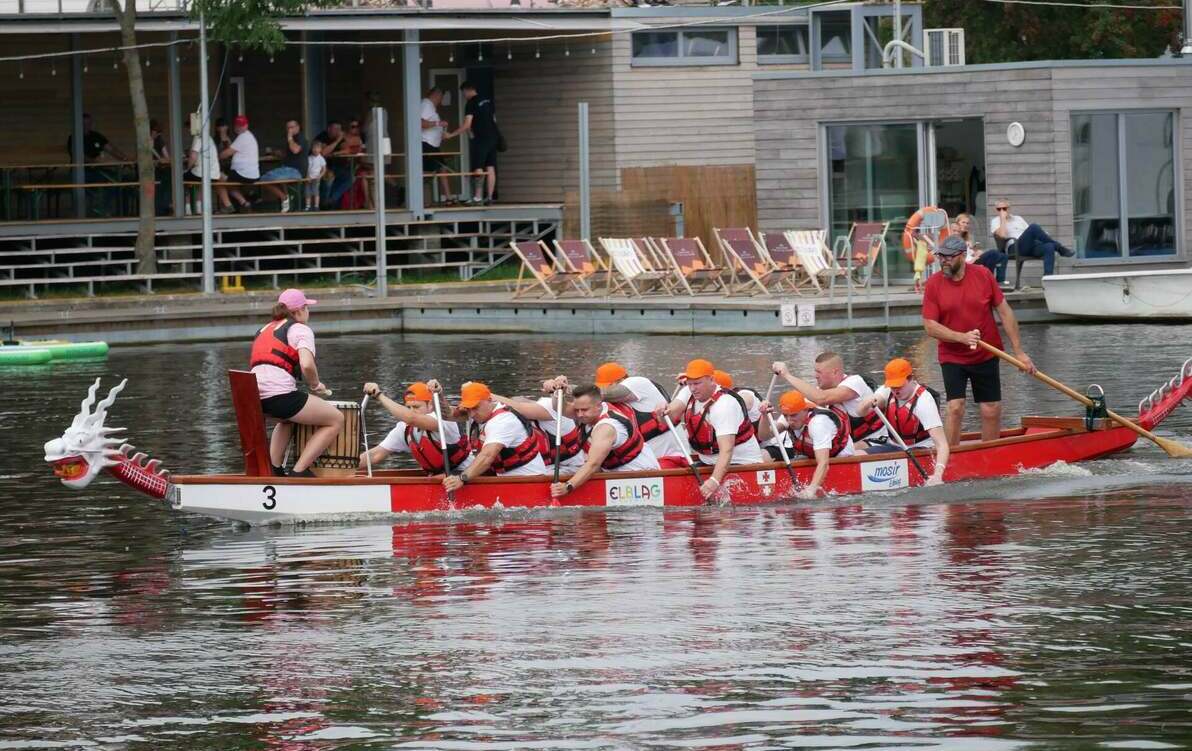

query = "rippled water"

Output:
[[2, 324, 1192, 749]]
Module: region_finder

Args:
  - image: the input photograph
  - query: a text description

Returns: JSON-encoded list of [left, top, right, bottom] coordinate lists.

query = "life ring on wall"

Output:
[[901, 206, 950, 264]]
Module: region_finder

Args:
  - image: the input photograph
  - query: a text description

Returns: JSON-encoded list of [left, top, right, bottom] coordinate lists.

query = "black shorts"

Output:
[[228, 169, 257, 184], [261, 391, 308, 420], [422, 141, 446, 173], [940, 357, 1001, 403], [469, 140, 498, 170]]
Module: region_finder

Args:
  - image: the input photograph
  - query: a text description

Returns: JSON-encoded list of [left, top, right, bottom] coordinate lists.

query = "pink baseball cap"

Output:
[[278, 288, 316, 311]]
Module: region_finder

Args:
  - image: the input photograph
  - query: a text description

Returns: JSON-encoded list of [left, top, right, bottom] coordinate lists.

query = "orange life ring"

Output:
[[901, 206, 951, 264]]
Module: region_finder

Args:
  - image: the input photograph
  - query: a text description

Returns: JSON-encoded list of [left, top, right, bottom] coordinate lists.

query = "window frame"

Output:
[[630, 27, 739, 67], [757, 23, 811, 66], [816, 11, 853, 64]]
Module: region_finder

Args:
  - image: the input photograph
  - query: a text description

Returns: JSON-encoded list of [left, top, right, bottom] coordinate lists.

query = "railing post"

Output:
[[199, 12, 215, 294], [168, 31, 185, 218], [403, 29, 423, 217], [71, 34, 85, 218], [373, 106, 388, 298], [578, 101, 590, 241]]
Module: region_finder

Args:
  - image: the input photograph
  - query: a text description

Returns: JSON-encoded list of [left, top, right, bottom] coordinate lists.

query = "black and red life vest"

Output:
[[628, 379, 673, 442], [581, 403, 646, 470], [683, 388, 756, 456], [250, 319, 301, 378], [405, 423, 472, 476], [842, 373, 885, 441], [469, 406, 548, 474], [880, 385, 937, 445], [542, 421, 584, 466], [789, 405, 852, 459]]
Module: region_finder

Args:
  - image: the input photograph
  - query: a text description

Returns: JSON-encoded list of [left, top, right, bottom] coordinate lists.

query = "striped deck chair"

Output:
[[715, 227, 798, 296], [832, 221, 890, 292], [762, 231, 810, 294], [599, 238, 672, 297], [552, 239, 606, 296], [633, 238, 681, 293], [510, 240, 590, 299], [657, 237, 730, 296], [785, 229, 847, 297]]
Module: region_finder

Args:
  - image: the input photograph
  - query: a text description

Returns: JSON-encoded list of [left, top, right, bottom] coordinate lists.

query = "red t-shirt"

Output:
[[922, 264, 1005, 365]]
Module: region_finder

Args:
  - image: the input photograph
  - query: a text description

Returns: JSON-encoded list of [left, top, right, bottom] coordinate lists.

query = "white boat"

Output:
[[1043, 269, 1192, 320]]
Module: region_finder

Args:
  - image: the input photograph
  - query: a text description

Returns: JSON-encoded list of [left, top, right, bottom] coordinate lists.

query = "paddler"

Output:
[[594, 362, 688, 466], [771, 352, 888, 448], [359, 381, 473, 476], [712, 369, 792, 460], [250, 288, 342, 477], [758, 390, 855, 499], [442, 381, 548, 492], [853, 358, 948, 486], [488, 379, 586, 474], [660, 358, 765, 500], [550, 384, 661, 498]]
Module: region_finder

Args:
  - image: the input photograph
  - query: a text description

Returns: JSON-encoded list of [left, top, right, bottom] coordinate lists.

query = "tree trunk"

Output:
[[113, 0, 158, 275]]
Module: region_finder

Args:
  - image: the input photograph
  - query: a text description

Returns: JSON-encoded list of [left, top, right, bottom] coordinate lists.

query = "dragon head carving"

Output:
[[45, 378, 129, 489]]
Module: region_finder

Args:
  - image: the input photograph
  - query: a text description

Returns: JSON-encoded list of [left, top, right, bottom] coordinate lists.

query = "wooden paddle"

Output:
[[360, 394, 373, 478], [977, 341, 1192, 459], [552, 387, 564, 485], [432, 392, 454, 503], [759, 374, 799, 486], [663, 413, 703, 486]]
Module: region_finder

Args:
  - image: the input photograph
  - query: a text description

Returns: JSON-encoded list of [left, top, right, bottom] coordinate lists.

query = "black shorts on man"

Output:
[[228, 169, 258, 184], [940, 357, 1001, 403]]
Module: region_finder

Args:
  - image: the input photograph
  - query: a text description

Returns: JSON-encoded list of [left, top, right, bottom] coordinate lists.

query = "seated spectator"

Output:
[[150, 118, 171, 216], [66, 112, 127, 164], [259, 119, 306, 213], [990, 199, 1074, 277], [186, 121, 228, 212], [306, 140, 326, 211], [954, 213, 1008, 285], [341, 117, 373, 210], [217, 115, 259, 213], [314, 120, 351, 209]]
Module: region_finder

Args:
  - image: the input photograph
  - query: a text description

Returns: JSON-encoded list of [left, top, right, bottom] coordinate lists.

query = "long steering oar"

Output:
[[432, 391, 454, 503], [977, 341, 1192, 459], [360, 394, 373, 478], [552, 387, 564, 485], [869, 400, 928, 480]]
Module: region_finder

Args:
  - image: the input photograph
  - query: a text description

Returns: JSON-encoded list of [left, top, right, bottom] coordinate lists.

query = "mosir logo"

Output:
[[860, 458, 909, 492], [605, 478, 666, 507]]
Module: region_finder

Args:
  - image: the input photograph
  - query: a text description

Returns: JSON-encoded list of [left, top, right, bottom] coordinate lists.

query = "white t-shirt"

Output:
[[479, 410, 548, 477], [252, 321, 315, 399], [535, 397, 585, 471], [619, 375, 685, 458], [678, 387, 765, 466], [380, 419, 474, 472], [838, 374, 887, 442], [307, 153, 326, 181], [878, 385, 943, 449], [188, 134, 221, 180], [990, 214, 1030, 241], [784, 413, 856, 458], [229, 131, 260, 179], [590, 404, 661, 473], [420, 98, 443, 148]]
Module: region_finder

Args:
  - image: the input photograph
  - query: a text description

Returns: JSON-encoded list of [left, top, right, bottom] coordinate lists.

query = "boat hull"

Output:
[[1043, 269, 1192, 319], [171, 418, 1139, 524]]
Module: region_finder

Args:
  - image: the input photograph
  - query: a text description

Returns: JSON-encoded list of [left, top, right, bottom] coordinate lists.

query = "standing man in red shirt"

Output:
[[923, 235, 1036, 445]]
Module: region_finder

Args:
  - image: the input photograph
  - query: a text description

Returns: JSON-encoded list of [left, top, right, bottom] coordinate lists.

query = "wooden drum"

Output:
[[291, 400, 361, 477]]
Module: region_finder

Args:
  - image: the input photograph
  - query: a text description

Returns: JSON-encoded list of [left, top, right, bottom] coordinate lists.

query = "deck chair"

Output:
[[658, 237, 730, 295], [633, 238, 681, 293], [761, 232, 811, 295], [552, 239, 606, 296], [832, 221, 889, 292], [785, 229, 847, 296], [510, 240, 590, 299], [716, 227, 798, 296], [599, 238, 672, 297]]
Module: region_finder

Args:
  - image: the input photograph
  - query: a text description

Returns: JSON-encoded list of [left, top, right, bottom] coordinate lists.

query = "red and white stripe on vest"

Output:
[[683, 388, 756, 456], [581, 403, 646, 470], [627, 379, 673, 442], [789, 405, 851, 459], [469, 406, 548, 474], [249, 319, 301, 378], [405, 423, 472, 475], [881, 385, 932, 445], [542, 421, 584, 466]]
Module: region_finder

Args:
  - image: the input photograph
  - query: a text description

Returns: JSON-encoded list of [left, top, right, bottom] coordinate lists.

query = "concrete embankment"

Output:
[[1, 282, 1059, 344]]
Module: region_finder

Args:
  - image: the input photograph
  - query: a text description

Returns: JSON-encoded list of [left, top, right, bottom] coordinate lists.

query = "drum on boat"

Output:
[[291, 400, 361, 477]]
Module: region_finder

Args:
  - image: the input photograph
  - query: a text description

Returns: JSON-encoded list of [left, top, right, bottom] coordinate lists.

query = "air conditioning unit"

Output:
[[924, 28, 965, 67]]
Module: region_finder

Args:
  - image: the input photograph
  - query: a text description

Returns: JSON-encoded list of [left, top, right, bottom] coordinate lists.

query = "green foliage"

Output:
[[924, 0, 1184, 64], [189, 0, 345, 54]]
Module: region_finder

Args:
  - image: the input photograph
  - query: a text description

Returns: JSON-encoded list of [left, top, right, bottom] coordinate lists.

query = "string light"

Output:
[[390, 45, 395, 64], [535, 40, 541, 59], [449, 44, 454, 62], [329, 46, 335, 64], [477, 43, 483, 62], [238, 48, 243, 63], [565, 40, 570, 57], [113, 53, 118, 69], [144, 53, 150, 67], [18, 61, 23, 79], [269, 53, 274, 64], [358, 45, 364, 64], [83, 58, 88, 73], [51, 59, 57, 76], [299, 51, 305, 65], [507, 42, 512, 60]]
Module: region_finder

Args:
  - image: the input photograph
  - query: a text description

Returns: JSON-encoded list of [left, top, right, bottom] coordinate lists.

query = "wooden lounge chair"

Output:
[[552, 239, 606, 296], [633, 238, 682, 294], [785, 229, 848, 296], [715, 227, 798, 296], [832, 221, 890, 292], [599, 238, 673, 297], [657, 237, 731, 296], [761, 231, 811, 295], [510, 240, 590, 299]]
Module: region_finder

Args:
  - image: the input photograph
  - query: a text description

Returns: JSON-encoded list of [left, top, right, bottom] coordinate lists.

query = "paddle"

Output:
[[360, 394, 373, 478], [664, 413, 703, 486], [977, 341, 1192, 459], [764, 373, 779, 404], [552, 387, 564, 484], [868, 396, 929, 480], [759, 374, 799, 487], [432, 391, 454, 502]]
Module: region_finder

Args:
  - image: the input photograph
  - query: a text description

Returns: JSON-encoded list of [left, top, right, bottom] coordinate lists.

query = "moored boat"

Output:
[[1043, 269, 1192, 319]]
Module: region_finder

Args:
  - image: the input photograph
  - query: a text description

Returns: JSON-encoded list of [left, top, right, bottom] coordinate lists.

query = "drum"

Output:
[[291, 400, 361, 477]]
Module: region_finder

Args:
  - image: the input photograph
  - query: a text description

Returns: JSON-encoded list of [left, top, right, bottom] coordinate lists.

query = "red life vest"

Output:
[[469, 406, 548, 474], [683, 388, 756, 456], [848, 410, 886, 442], [789, 406, 851, 459], [405, 423, 471, 476], [250, 319, 301, 378], [881, 385, 933, 445], [581, 403, 646, 470], [628, 379, 672, 442], [542, 421, 584, 465]]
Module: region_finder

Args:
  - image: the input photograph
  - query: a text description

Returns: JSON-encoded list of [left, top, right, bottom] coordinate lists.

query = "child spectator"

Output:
[[306, 140, 326, 211]]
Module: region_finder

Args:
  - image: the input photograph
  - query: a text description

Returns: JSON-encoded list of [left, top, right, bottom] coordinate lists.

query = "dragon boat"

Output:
[[46, 361, 1192, 525]]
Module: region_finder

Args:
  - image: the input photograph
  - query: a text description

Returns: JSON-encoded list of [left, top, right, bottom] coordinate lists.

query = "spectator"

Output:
[[217, 114, 259, 213], [306, 140, 326, 211], [362, 91, 390, 165], [420, 87, 455, 204], [314, 120, 350, 209], [452, 81, 498, 205], [990, 199, 1074, 278], [214, 118, 232, 156], [341, 118, 372, 210], [149, 118, 171, 216], [954, 213, 1008, 285], [66, 112, 128, 163], [259, 119, 306, 213], [184, 120, 224, 213]]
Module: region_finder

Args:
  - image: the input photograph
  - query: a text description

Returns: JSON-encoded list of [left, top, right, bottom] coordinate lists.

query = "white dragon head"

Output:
[[44, 378, 128, 489]]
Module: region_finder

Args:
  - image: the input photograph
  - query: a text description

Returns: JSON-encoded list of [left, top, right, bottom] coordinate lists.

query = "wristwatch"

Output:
[[564, 481, 574, 493], [456, 473, 468, 485]]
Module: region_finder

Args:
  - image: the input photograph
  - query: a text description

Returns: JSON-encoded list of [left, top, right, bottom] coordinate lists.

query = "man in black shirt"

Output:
[[260, 119, 308, 212], [66, 113, 128, 217], [66, 113, 128, 163], [452, 81, 499, 205]]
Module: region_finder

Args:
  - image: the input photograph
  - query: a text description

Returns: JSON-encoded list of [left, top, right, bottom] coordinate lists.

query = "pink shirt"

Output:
[[252, 322, 316, 398]]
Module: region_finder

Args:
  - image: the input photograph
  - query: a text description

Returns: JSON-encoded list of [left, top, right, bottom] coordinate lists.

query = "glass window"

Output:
[[631, 28, 737, 66], [819, 12, 852, 61], [1124, 112, 1176, 257], [1071, 114, 1121, 258], [758, 26, 809, 63]]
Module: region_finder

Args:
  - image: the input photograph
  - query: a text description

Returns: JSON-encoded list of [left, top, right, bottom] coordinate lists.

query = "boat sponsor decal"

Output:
[[605, 477, 665, 507], [756, 469, 776, 497], [860, 458, 909, 491]]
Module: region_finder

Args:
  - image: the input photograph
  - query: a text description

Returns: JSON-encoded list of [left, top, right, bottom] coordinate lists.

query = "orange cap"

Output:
[[779, 390, 807, 415], [884, 358, 914, 388], [595, 362, 628, 388], [459, 381, 492, 409], [404, 382, 433, 404], [712, 370, 734, 389], [684, 358, 716, 380]]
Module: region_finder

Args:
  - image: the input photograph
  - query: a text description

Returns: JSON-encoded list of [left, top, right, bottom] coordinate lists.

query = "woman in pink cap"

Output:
[[249, 288, 343, 477]]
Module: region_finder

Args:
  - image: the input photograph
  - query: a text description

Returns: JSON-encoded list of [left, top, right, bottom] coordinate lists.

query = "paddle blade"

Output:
[[1154, 435, 1192, 459]]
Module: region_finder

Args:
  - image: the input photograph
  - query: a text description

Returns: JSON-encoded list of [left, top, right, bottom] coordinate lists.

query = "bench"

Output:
[[15, 181, 140, 220]]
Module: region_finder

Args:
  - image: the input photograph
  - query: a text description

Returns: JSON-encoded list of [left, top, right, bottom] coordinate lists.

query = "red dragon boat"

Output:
[[46, 361, 1191, 525]]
